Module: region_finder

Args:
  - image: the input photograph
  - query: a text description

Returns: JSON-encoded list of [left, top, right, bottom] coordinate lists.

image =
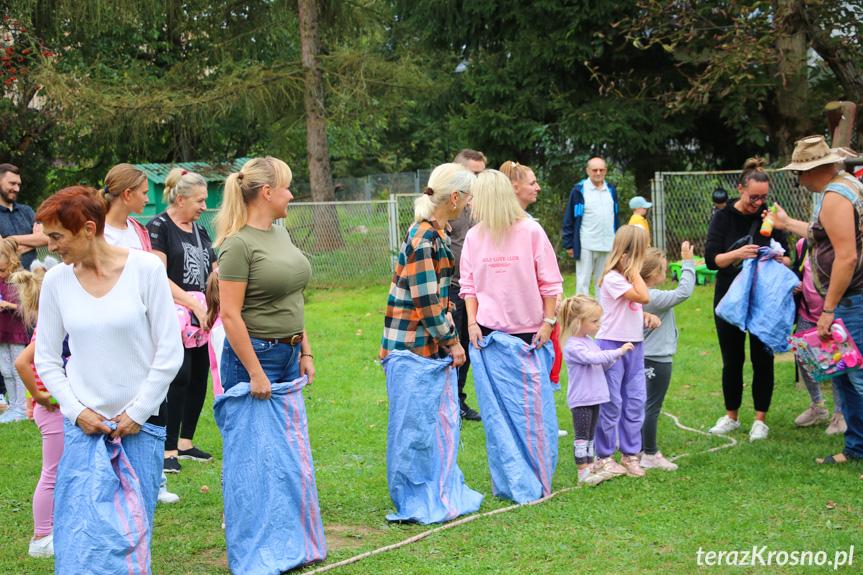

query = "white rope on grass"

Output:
[[662, 411, 738, 462], [304, 487, 577, 574], [305, 411, 738, 573]]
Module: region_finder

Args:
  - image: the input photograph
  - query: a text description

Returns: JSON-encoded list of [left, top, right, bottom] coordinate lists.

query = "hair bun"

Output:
[[743, 156, 766, 171]]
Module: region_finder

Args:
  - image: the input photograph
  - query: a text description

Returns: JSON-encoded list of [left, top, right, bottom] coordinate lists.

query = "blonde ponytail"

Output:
[[214, 157, 292, 246]]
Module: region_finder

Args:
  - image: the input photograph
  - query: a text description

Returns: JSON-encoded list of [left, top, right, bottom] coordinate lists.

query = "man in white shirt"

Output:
[[561, 157, 620, 295]]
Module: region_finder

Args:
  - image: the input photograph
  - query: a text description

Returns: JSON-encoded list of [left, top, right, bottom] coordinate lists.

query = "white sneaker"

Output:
[[640, 452, 679, 471], [557, 429, 568, 437], [749, 420, 769, 442], [157, 489, 180, 504], [709, 415, 741, 435], [29, 533, 54, 558]]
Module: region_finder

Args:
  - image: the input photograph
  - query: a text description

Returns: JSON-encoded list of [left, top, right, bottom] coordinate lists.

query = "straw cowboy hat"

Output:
[[780, 135, 859, 171]]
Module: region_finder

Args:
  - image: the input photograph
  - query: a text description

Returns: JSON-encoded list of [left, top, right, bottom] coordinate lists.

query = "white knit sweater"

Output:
[[35, 249, 184, 426]]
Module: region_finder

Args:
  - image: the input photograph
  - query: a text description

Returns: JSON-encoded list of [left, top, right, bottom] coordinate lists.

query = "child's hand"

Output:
[[644, 312, 661, 329], [620, 342, 635, 355], [681, 241, 694, 261]]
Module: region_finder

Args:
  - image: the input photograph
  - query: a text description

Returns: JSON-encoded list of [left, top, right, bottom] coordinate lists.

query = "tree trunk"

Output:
[[298, 0, 344, 251], [772, 0, 811, 163], [803, 4, 863, 151]]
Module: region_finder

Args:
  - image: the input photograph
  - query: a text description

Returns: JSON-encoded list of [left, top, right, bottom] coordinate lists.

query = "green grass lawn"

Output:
[[1, 276, 861, 574]]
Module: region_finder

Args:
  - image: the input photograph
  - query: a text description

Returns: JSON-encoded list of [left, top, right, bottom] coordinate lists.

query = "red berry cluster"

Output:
[[1, 15, 51, 87]]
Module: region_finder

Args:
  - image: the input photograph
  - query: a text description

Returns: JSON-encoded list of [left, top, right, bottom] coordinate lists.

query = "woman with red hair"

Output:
[[34, 187, 183, 573]]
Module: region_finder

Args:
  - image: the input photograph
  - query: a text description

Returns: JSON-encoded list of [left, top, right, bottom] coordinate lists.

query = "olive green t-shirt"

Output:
[[218, 225, 312, 338]]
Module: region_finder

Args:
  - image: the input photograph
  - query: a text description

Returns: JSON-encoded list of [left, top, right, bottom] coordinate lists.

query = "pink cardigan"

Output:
[[459, 218, 563, 334]]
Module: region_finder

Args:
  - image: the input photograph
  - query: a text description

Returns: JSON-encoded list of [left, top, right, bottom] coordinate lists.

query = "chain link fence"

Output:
[[651, 169, 815, 258], [34, 168, 826, 288]]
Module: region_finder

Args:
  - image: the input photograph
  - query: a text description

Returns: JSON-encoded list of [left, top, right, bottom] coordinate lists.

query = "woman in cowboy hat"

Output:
[[769, 135, 863, 465]]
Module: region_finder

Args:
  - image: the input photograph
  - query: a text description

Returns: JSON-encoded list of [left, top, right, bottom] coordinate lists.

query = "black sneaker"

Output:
[[164, 456, 181, 474], [460, 407, 482, 422], [177, 446, 213, 461]]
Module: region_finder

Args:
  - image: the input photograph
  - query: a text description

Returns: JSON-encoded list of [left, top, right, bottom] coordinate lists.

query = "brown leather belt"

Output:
[[255, 333, 304, 345]]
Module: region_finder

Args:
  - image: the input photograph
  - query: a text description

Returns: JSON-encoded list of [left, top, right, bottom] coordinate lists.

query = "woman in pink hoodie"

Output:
[[460, 169, 563, 352]]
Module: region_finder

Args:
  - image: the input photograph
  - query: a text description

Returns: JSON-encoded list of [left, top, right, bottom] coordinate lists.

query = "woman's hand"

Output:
[[468, 323, 485, 349], [191, 303, 210, 332], [620, 342, 635, 356], [532, 322, 553, 347], [734, 244, 761, 261], [793, 282, 803, 295], [644, 313, 661, 330], [817, 311, 835, 341], [250, 373, 272, 400], [76, 408, 113, 435], [0, 300, 15, 311], [300, 354, 315, 385], [110, 412, 142, 439], [32, 392, 56, 411], [681, 241, 694, 261], [448, 343, 466, 367]]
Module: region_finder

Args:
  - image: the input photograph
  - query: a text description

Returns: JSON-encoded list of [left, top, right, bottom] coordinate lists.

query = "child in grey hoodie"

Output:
[[640, 242, 696, 471]]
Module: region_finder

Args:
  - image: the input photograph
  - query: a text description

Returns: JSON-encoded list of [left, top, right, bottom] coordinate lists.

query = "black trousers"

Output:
[[714, 315, 775, 413], [451, 293, 474, 411], [165, 345, 210, 451]]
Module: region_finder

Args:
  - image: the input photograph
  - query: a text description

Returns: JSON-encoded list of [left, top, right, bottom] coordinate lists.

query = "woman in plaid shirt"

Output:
[[380, 163, 475, 365]]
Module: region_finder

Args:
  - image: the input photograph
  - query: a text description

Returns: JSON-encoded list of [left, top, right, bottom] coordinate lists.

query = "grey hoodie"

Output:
[[643, 260, 696, 362]]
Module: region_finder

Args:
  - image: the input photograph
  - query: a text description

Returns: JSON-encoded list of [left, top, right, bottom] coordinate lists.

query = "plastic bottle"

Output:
[[760, 205, 777, 236]]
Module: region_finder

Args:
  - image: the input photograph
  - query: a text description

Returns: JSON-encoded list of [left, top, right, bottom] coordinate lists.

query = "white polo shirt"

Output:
[[579, 179, 615, 252]]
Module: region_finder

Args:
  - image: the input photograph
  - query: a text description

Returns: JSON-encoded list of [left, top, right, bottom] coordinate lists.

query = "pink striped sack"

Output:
[[214, 376, 327, 575], [382, 350, 484, 524], [53, 419, 164, 575]]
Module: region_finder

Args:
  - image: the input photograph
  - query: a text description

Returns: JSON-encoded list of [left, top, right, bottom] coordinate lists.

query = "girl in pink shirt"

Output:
[[593, 225, 660, 478]]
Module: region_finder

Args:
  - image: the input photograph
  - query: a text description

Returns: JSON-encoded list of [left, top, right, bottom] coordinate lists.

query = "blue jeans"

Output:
[[221, 337, 302, 392], [833, 294, 863, 459]]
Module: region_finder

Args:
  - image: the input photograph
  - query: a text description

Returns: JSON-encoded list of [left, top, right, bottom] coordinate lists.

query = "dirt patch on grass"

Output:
[[324, 523, 386, 551], [775, 351, 796, 363]]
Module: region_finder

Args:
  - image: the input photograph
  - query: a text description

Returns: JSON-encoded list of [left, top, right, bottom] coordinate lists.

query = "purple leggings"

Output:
[[595, 339, 645, 458], [33, 403, 64, 536]]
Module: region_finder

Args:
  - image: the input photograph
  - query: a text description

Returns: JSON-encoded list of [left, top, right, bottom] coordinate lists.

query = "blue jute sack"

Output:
[[214, 378, 327, 575], [715, 245, 799, 354], [54, 419, 164, 575], [470, 332, 558, 504], [382, 350, 484, 524]]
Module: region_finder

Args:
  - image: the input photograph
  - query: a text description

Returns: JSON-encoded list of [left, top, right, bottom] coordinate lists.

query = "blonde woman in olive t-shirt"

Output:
[[214, 157, 314, 397]]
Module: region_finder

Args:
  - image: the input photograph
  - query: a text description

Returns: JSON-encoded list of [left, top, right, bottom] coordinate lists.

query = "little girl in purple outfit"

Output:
[[561, 295, 633, 485]]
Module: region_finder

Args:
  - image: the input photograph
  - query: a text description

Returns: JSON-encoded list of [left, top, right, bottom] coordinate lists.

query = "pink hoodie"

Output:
[[460, 218, 563, 334]]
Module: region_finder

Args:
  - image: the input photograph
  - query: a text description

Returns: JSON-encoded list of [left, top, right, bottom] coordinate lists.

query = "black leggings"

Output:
[[571, 405, 600, 465], [165, 345, 210, 451], [715, 315, 775, 413]]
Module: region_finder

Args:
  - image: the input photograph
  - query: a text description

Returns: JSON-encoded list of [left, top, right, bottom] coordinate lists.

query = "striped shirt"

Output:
[[380, 219, 459, 360]]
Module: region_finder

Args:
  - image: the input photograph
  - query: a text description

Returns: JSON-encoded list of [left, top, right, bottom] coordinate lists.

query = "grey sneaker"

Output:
[[826, 413, 847, 435], [794, 403, 830, 427], [709, 415, 741, 435]]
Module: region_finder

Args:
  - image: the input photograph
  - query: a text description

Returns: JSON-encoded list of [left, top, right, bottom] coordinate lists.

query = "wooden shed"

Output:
[[133, 159, 251, 218]]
